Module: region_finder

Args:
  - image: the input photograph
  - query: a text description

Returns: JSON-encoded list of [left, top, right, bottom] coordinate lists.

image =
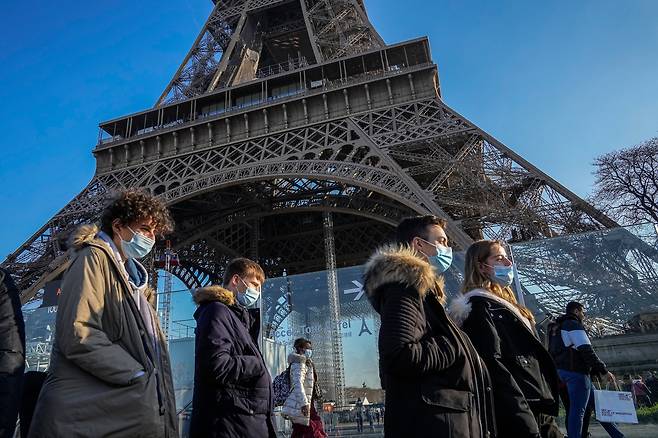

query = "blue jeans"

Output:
[[559, 369, 591, 438]]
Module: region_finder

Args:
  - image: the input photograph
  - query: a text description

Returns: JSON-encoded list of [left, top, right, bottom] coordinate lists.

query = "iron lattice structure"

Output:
[[4, 0, 658, 386]]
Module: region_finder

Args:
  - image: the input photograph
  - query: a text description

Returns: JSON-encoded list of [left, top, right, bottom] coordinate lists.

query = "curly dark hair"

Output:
[[99, 189, 174, 237]]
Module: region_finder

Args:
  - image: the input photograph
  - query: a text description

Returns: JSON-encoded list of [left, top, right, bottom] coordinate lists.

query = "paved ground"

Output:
[[323, 422, 658, 437], [282, 421, 658, 437], [588, 422, 658, 437], [325, 423, 384, 437]]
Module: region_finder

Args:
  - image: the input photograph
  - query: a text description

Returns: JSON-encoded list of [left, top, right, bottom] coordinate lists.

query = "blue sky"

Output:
[[1, 0, 657, 260]]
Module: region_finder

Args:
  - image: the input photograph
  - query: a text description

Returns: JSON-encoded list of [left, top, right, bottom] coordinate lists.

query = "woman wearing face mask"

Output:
[[282, 338, 327, 438], [449, 240, 562, 438], [28, 189, 178, 438]]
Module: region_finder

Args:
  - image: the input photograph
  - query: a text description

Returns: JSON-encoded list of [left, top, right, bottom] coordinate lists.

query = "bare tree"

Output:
[[592, 137, 658, 225]]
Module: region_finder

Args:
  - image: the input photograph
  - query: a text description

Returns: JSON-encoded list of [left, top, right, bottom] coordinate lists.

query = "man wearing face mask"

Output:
[[29, 189, 178, 438], [363, 215, 496, 438], [190, 258, 276, 438]]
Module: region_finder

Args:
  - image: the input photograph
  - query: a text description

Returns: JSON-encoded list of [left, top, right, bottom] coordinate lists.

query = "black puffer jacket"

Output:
[[450, 289, 560, 438], [364, 246, 496, 438], [189, 285, 275, 438], [0, 268, 25, 438]]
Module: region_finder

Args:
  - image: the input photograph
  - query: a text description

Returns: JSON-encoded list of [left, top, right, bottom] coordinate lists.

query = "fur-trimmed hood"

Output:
[[448, 288, 533, 331], [287, 352, 309, 365], [363, 244, 445, 309], [193, 285, 236, 306], [69, 224, 101, 250]]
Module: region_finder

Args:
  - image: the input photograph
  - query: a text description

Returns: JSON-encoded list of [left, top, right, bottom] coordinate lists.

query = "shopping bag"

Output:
[[593, 389, 638, 424]]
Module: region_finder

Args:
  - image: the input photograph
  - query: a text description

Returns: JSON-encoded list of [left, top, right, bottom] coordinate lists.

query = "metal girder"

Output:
[[2, 2, 656, 356], [302, 0, 384, 60], [513, 226, 658, 332], [169, 179, 412, 248], [157, 1, 248, 105], [168, 263, 218, 291], [346, 118, 475, 249], [2, 0, 638, 328], [426, 134, 481, 191], [158, 0, 385, 105], [257, 214, 393, 273], [4, 92, 626, 304]]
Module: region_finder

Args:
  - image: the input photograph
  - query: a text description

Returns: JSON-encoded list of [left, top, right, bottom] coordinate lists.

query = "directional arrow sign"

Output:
[[343, 280, 364, 301]]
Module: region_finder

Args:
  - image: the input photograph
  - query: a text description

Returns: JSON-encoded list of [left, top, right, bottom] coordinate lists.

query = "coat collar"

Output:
[[449, 288, 533, 331], [288, 352, 308, 364], [363, 244, 445, 306], [193, 285, 236, 306], [68, 223, 100, 250]]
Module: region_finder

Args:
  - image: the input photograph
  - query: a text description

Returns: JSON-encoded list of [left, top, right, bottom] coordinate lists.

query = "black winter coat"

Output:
[[364, 246, 496, 438], [0, 268, 25, 438], [450, 289, 560, 438], [189, 285, 276, 438]]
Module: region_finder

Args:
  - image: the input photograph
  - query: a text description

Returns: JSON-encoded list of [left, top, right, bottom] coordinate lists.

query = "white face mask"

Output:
[[303, 349, 313, 359], [418, 238, 453, 273], [484, 263, 514, 287], [235, 277, 260, 308], [120, 226, 155, 259]]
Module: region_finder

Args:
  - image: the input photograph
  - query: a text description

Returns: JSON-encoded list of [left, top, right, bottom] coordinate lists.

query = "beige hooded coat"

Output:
[[28, 225, 178, 438]]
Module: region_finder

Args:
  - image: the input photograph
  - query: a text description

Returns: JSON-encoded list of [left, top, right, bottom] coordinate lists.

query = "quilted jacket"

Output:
[[282, 353, 314, 426]]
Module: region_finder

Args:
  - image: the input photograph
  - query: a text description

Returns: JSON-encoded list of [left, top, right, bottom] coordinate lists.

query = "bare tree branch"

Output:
[[591, 137, 658, 225]]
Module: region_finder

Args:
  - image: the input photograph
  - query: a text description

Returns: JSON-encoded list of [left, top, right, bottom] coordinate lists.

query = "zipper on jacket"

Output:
[[155, 367, 165, 415], [127, 285, 165, 416], [95, 242, 167, 418], [448, 315, 492, 437]]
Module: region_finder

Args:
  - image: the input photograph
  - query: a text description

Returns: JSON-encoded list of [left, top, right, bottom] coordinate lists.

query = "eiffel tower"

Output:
[[5, 0, 658, 402]]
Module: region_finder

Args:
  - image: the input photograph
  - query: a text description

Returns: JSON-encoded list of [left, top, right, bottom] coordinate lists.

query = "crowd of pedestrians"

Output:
[[0, 190, 653, 438]]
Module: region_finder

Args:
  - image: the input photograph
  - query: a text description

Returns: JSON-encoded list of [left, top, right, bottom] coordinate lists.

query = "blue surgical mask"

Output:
[[419, 238, 453, 273], [120, 227, 155, 259], [304, 349, 313, 359], [491, 264, 514, 287], [236, 277, 260, 308]]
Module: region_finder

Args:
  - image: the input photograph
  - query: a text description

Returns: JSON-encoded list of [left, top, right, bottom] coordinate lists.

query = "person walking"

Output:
[[632, 376, 652, 407], [0, 268, 25, 438], [548, 301, 616, 438], [645, 372, 658, 404], [282, 338, 327, 438], [367, 407, 375, 431], [450, 240, 562, 438], [28, 189, 178, 438], [354, 398, 364, 433], [189, 258, 276, 438], [559, 379, 625, 438], [364, 215, 496, 438]]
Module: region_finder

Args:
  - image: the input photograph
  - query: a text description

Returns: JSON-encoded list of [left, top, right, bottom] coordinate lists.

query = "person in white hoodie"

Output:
[[282, 338, 327, 438]]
